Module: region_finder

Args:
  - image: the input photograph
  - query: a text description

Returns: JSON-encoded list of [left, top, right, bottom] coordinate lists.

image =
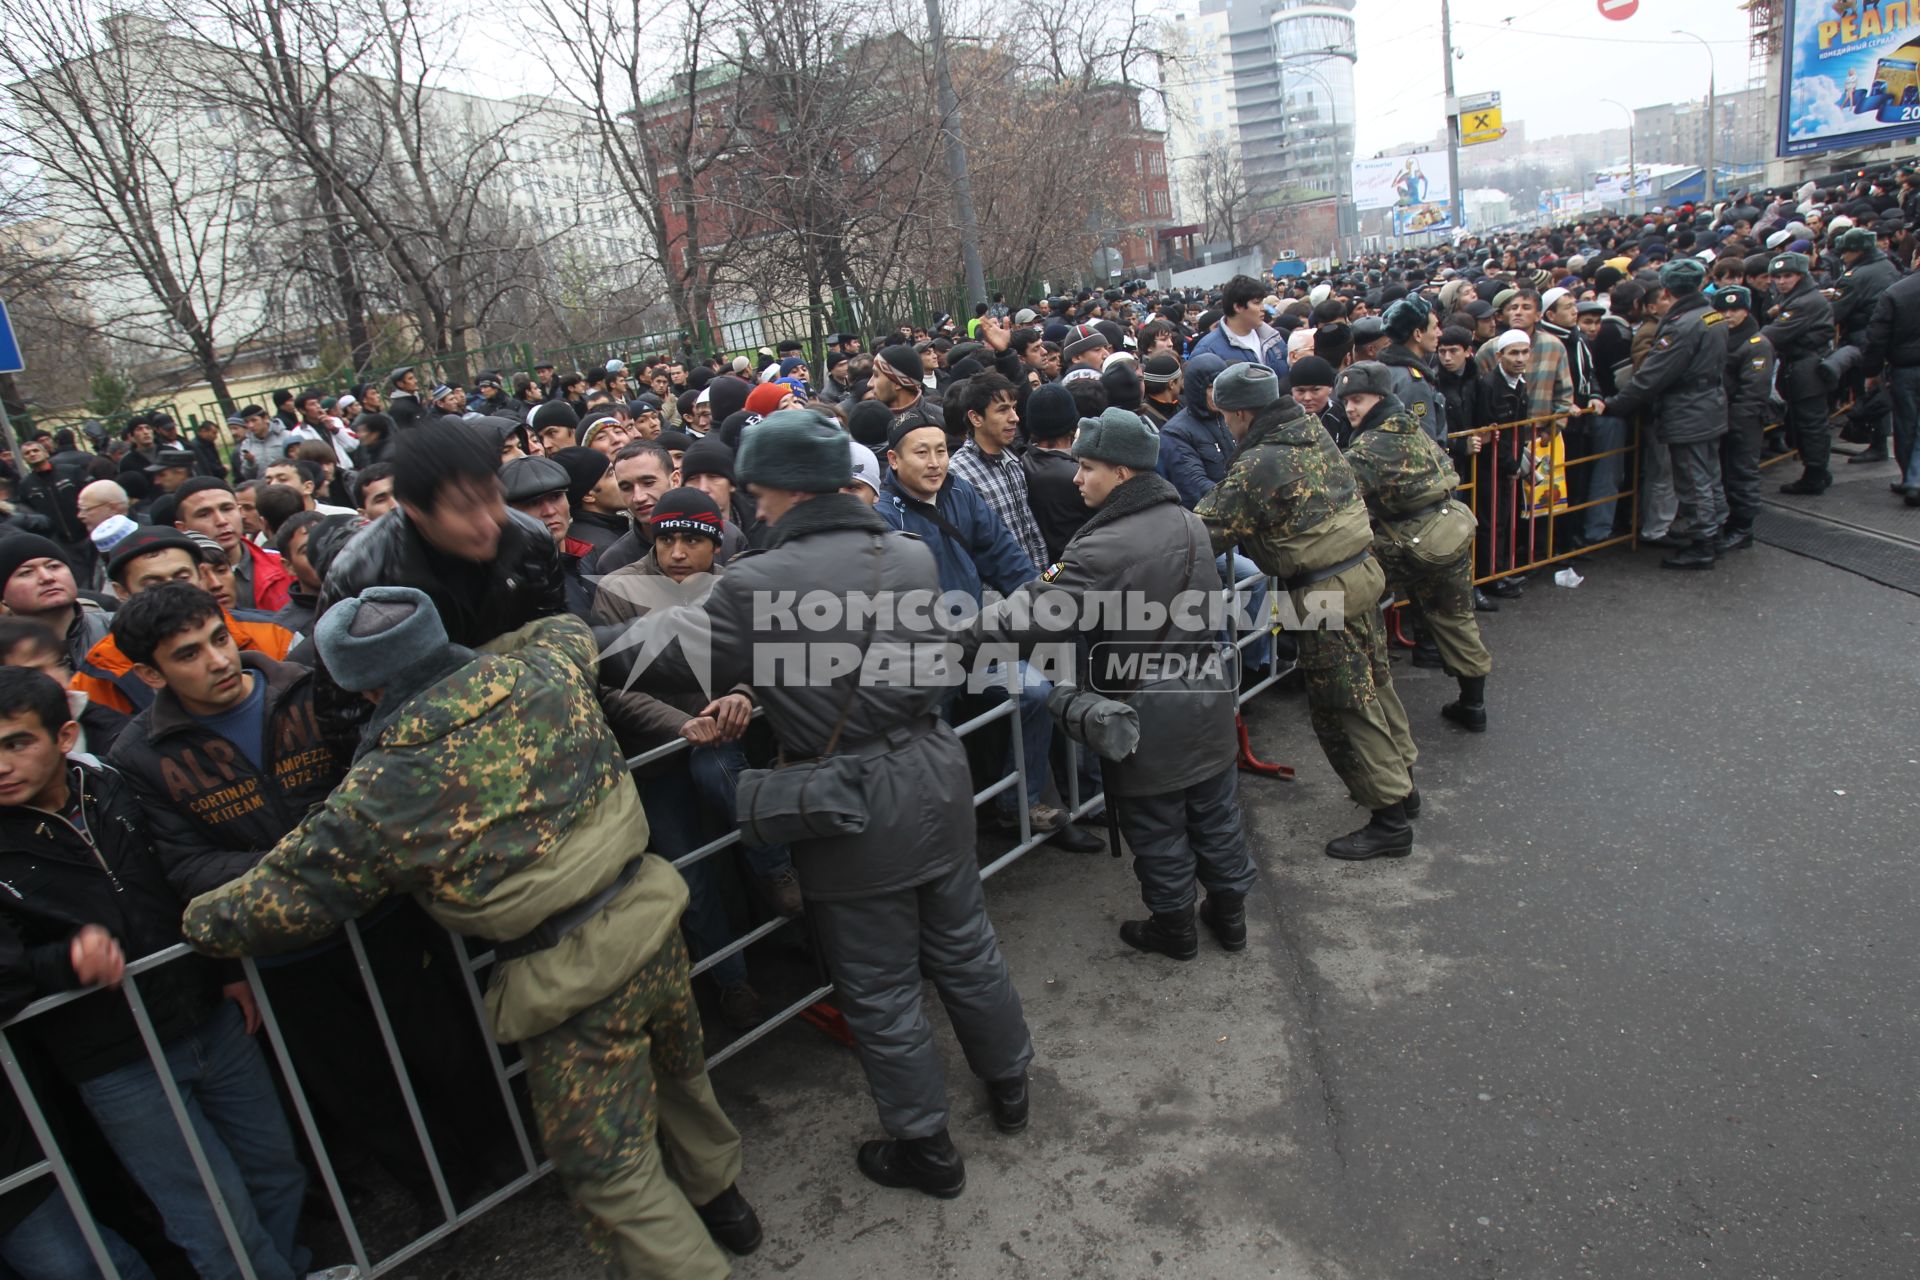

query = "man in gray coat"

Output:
[[980, 408, 1253, 960], [1599, 258, 1730, 570], [596, 409, 1033, 1200]]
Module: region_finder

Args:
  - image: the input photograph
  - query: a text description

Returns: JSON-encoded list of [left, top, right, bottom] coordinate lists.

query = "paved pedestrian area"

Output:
[[399, 536, 1920, 1280]]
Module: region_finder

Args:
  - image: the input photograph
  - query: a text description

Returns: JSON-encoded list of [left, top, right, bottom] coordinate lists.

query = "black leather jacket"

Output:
[[312, 508, 567, 749]]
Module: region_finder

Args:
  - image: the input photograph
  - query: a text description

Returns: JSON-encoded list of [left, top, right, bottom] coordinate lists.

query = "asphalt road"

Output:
[[396, 536, 1920, 1279]]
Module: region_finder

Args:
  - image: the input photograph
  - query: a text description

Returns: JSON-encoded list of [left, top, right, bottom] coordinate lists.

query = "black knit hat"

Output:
[[530, 401, 580, 434], [549, 447, 610, 510], [1024, 383, 1078, 441], [847, 400, 893, 449], [1141, 353, 1181, 387], [0, 534, 74, 586], [646, 486, 725, 542], [877, 345, 924, 383], [1286, 355, 1337, 388], [679, 438, 734, 483]]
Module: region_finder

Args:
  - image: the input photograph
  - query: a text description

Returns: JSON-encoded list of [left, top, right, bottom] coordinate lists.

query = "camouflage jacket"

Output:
[[1343, 398, 1461, 522], [182, 615, 684, 1044], [1196, 398, 1374, 581]]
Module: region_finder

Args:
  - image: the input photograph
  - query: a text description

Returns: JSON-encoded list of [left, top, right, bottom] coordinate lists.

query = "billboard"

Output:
[[1350, 152, 1453, 235], [1778, 0, 1920, 158]]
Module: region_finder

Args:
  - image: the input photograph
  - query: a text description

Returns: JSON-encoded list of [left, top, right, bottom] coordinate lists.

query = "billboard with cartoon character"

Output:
[[1780, 0, 1920, 157]]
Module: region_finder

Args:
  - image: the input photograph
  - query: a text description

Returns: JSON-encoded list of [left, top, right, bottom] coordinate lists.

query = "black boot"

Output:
[[986, 1075, 1029, 1133], [1779, 468, 1831, 495], [857, 1130, 966, 1199], [1403, 786, 1422, 818], [1119, 907, 1199, 960], [1325, 803, 1414, 860], [1848, 445, 1890, 463], [1473, 587, 1500, 613], [1441, 675, 1487, 732], [1715, 526, 1755, 553], [694, 1184, 763, 1255], [1198, 892, 1247, 951], [1411, 638, 1445, 668], [1660, 538, 1716, 570]]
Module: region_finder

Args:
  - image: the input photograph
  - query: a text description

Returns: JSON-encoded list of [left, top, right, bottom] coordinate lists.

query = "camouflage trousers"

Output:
[[1291, 557, 1418, 811], [522, 932, 741, 1279], [1375, 541, 1494, 680]]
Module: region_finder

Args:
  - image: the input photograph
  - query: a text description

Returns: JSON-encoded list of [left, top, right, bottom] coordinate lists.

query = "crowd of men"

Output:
[[0, 159, 1914, 1279]]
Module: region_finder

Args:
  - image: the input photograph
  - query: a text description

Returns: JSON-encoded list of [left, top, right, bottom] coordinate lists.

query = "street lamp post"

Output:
[[1601, 97, 1635, 214], [1278, 44, 1354, 258], [1672, 30, 1717, 208]]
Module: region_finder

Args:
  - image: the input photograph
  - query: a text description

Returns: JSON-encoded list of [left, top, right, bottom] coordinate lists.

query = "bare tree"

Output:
[[1186, 134, 1267, 252], [1, 4, 268, 412], [518, 0, 749, 336]]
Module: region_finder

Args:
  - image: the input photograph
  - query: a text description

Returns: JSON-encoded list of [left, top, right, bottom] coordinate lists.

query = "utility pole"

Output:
[[926, 0, 987, 307], [1440, 0, 1463, 233], [1674, 30, 1717, 208]]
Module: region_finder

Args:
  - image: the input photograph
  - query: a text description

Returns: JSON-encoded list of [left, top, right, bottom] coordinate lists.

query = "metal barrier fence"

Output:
[[0, 400, 1793, 1274], [0, 584, 1285, 1279]]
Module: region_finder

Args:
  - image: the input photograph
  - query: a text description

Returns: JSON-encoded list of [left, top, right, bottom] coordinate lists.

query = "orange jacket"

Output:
[[72, 611, 298, 717]]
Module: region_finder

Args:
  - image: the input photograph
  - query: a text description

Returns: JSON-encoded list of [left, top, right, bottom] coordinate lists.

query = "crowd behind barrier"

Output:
[[2, 164, 1917, 1277]]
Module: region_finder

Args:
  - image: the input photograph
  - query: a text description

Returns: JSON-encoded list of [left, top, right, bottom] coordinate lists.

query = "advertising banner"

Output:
[[1779, 0, 1920, 157], [1350, 152, 1453, 234]]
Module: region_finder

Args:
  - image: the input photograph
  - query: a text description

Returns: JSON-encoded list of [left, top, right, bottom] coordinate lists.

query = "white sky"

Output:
[[1344, 0, 1760, 155]]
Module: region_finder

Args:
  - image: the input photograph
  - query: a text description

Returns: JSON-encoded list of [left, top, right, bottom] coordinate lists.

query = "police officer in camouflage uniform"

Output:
[[1196, 363, 1420, 861], [1337, 361, 1493, 733], [182, 589, 759, 1279]]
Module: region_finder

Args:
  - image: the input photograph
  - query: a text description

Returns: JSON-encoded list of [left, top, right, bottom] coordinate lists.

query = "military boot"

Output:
[[1715, 526, 1755, 553], [1119, 907, 1199, 960], [857, 1129, 966, 1199], [1325, 802, 1414, 860], [1198, 892, 1247, 951], [986, 1075, 1029, 1133], [1779, 468, 1831, 495], [1441, 676, 1487, 732], [693, 1184, 763, 1255], [1660, 537, 1716, 570], [1403, 786, 1422, 818]]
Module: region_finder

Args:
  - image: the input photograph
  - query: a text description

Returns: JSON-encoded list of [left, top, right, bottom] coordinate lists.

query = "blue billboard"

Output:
[[1779, 0, 1920, 157]]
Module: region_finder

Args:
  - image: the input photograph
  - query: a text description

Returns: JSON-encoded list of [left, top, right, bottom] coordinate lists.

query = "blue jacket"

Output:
[[878, 473, 1037, 600], [1189, 319, 1290, 381], [1157, 354, 1236, 508]]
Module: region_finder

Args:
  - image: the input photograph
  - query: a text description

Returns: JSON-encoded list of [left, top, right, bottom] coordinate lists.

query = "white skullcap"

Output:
[[1540, 287, 1570, 313], [1103, 351, 1137, 371], [1492, 329, 1532, 353]]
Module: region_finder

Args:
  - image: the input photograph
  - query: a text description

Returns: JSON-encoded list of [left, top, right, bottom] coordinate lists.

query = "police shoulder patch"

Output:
[[1411, 401, 1428, 415], [1656, 335, 1674, 348], [1781, 310, 1793, 319], [1752, 357, 1767, 368], [1701, 312, 1724, 326], [1041, 562, 1064, 581], [1749, 335, 1763, 344]]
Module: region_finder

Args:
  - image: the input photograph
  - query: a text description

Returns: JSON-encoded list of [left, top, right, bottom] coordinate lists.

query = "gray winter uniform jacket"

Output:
[[598, 493, 971, 902], [1607, 291, 1729, 445], [980, 473, 1236, 798]]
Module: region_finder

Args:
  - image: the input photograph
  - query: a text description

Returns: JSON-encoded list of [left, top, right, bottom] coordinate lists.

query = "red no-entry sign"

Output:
[[1598, 0, 1638, 19]]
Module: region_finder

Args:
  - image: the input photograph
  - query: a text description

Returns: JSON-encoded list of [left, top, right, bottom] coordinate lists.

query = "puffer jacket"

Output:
[[108, 655, 345, 901], [0, 761, 220, 1080], [183, 616, 680, 1046], [1157, 354, 1235, 507], [1607, 291, 1730, 444], [597, 494, 975, 904], [982, 473, 1234, 797]]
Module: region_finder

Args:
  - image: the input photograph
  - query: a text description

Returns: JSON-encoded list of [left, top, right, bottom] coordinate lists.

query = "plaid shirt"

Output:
[[948, 441, 1049, 571], [1477, 325, 1574, 422]]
